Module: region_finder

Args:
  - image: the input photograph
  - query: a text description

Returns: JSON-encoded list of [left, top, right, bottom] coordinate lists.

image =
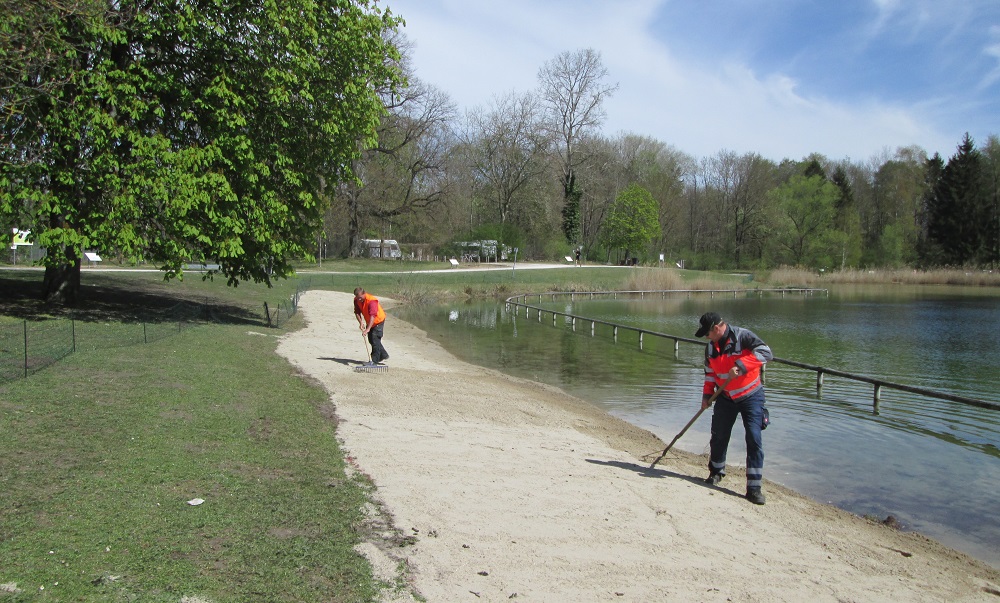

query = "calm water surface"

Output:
[[394, 285, 1000, 568]]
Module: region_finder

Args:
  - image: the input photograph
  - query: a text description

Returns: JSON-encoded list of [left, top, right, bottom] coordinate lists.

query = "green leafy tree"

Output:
[[831, 166, 862, 268], [1, 0, 402, 303], [769, 174, 839, 267], [599, 184, 660, 262]]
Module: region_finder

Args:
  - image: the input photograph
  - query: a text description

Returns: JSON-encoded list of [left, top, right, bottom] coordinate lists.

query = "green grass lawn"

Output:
[[0, 317, 382, 602]]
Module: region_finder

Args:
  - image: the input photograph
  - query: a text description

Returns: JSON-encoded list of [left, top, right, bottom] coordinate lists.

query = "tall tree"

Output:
[[537, 48, 617, 245], [769, 174, 839, 267], [701, 151, 774, 267], [831, 165, 862, 268], [1, 0, 402, 303], [464, 91, 548, 226], [926, 133, 988, 265], [599, 184, 660, 263], [340, 71, 456, 256], [982, 136, 1000, 267]]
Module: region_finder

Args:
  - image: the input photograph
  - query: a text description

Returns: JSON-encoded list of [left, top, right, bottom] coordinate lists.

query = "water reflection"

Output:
[[395, 288, 1000, 568]]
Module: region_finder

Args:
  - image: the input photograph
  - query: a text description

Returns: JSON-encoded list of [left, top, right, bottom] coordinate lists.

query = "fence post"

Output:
[[639, 332, 644, 350], [143, 322, 148, 344], [264, 302, 271, 327], [72, 318, 76, 353], [817, 370, 824, 392], [23, 320, 28, 378], [873, 384, 881, 415]]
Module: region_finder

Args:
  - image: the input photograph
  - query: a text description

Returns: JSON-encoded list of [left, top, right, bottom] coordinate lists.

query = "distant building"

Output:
[[355, 239, 402, 259]]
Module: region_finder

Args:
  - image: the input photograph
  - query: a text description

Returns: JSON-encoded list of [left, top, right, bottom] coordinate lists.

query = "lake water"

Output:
[[393, 285, 1000, 569]]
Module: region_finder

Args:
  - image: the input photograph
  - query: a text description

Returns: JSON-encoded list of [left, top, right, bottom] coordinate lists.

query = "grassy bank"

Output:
[[0, 317, 391, 602]]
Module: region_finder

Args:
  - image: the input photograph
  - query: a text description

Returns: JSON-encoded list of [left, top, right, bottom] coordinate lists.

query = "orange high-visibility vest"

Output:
[[354, 293, 386, 327]]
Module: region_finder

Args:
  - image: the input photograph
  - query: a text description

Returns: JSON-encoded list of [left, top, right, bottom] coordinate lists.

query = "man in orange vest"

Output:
[[696, 312, 772, 505], [354, 287, 389, 366]]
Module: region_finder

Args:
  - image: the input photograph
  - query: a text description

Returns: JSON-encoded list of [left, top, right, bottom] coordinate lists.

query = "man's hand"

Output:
[[701, 395, 713, 410], [727, 365, 741, 379]]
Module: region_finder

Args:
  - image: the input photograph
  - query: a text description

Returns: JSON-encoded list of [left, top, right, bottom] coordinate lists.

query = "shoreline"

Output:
[[277, 290, 1000, 602]]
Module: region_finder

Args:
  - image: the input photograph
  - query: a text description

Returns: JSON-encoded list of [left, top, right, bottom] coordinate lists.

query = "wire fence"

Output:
[[1, 285, 303, 384], [263, 287, 301, 328]]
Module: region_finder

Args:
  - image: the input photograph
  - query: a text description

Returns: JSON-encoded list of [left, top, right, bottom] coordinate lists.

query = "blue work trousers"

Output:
[[708, 388, 766, 489]]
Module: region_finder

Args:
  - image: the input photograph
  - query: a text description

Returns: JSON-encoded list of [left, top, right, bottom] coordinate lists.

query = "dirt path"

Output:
[[276, 290, 1000, 602]]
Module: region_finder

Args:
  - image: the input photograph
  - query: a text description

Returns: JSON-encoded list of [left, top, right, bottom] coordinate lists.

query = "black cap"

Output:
[[695, 312, 722, 337]]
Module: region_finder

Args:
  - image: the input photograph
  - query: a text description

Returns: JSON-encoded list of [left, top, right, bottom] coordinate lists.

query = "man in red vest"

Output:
[[696, 312, 772, 505], [354, 287, 389, 366]]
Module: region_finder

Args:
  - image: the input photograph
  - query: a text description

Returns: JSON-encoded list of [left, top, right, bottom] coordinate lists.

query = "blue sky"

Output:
[[382, 0, 1000, 163]]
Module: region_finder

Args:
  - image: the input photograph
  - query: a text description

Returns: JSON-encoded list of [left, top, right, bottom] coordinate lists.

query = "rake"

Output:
[[354, 330, 388, 374], [647, 377, 731, 469]]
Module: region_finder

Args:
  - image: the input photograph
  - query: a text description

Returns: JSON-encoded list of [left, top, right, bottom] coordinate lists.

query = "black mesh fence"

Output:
[[263, 287, 301, 328], [3, 301, 212, 382], [1, 285, 305, 383]]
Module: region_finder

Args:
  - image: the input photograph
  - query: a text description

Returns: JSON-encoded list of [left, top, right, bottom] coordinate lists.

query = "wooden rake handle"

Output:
[[647, 377, 731, 469]]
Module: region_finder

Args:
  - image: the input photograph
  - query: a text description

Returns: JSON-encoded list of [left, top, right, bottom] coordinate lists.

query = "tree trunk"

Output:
[[42, 256, 82, 305]]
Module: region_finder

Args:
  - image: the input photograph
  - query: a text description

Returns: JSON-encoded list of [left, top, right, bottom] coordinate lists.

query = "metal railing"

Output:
[[505, 289, 1000, 414]]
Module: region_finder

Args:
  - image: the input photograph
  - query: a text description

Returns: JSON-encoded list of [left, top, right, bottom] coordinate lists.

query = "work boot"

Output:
[[705, 473, 723, 485], [746, 488, 766, 505]]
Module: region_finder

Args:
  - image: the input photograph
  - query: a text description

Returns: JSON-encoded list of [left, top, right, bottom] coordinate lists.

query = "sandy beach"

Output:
[[276, 290, 1000, 602]]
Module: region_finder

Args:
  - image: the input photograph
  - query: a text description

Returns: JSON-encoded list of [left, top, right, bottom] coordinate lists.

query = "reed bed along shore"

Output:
[[764, 266, 1000, 288]]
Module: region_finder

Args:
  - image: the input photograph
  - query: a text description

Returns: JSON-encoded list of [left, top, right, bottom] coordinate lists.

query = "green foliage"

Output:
[[924, 133, 994, 266], [561, 177, 582, 244], [599, 184, 661, 259], [467, 222, 527, 253], [831, 166, 863, 268], [1, 0, 403, 302], [768, 174, 839, 268]]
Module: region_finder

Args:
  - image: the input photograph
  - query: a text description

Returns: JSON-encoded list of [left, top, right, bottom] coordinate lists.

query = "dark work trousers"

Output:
[[368, 322, 389, 363], [707, 388, 766, 490]]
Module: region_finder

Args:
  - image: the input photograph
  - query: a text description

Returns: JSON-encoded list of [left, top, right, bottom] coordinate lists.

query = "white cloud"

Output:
[[389, 0, 970, 162], [980, 26, 1000, 91]]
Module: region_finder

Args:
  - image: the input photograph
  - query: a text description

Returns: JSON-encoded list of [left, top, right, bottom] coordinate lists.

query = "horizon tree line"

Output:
[[3, 3, 998, 307]]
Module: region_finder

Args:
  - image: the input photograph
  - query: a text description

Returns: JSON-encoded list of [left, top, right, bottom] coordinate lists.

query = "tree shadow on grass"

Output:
[[0, 272, 264, 326]]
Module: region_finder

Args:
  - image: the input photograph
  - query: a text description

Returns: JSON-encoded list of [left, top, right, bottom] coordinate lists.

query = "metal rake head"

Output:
[[354, 364, 388, 374]]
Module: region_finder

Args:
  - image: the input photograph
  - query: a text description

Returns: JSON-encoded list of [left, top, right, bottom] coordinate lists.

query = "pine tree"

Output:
[[928, 134, 988, 265]]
